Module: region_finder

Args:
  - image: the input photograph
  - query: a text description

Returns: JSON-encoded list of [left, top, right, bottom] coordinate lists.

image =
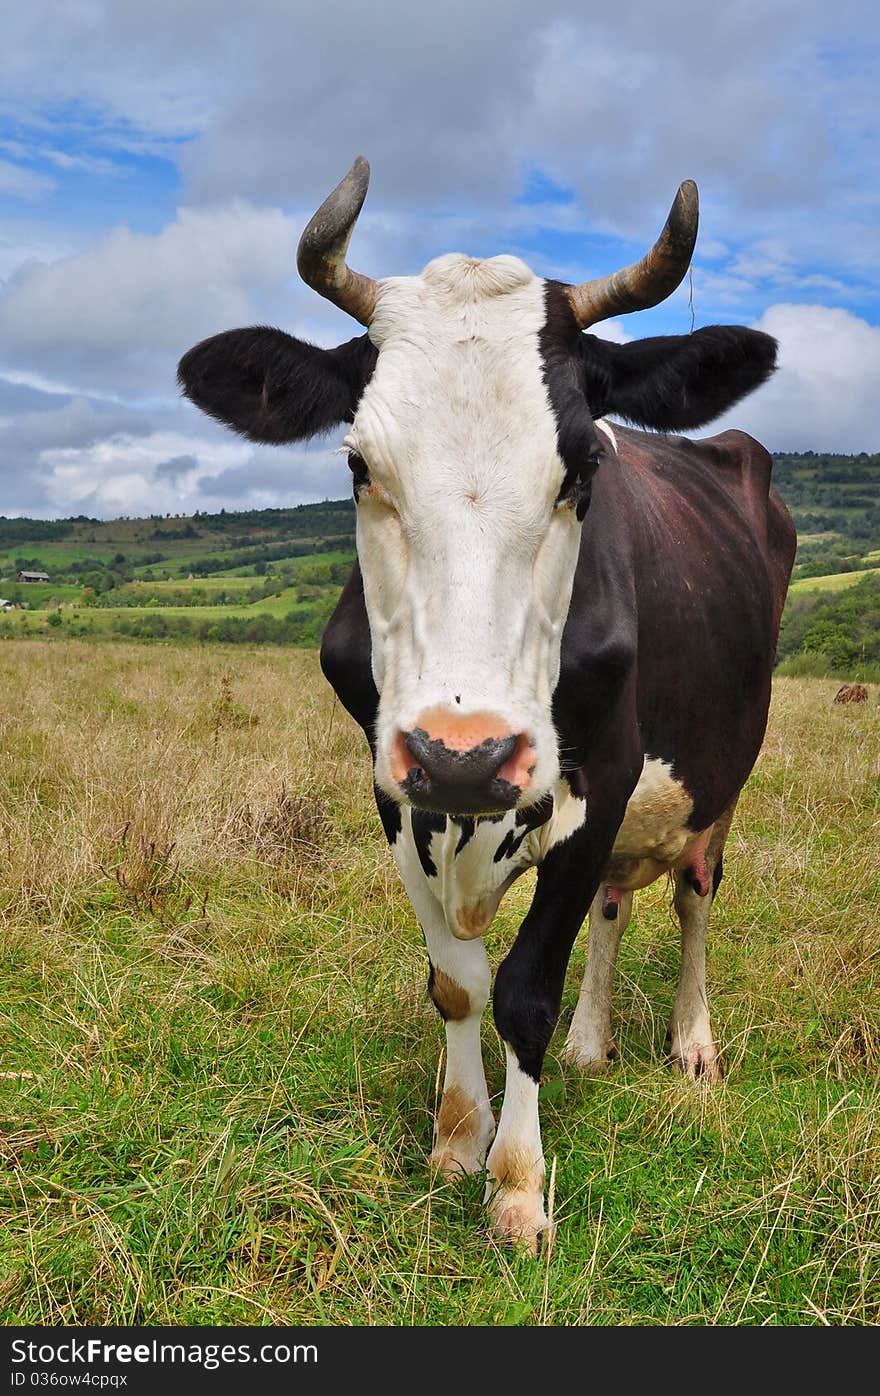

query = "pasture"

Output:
[[789, 567, 880, 595], [0, 640, 877, 1325]]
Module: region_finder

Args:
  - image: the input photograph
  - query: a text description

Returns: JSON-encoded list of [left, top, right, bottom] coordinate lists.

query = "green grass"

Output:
[[0, 645, 877, 1325], [115, 576, 259, 595], [789, 567, 880, 594], [0, 583, 83, 608], [148, 549, 356, 582], [2, 546, 152, 570], [1, 509, 357, 592], [1, 540, 217, 572]]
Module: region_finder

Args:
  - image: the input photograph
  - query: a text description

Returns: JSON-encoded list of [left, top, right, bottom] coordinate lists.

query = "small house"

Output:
[[17, 571, 50, 583]]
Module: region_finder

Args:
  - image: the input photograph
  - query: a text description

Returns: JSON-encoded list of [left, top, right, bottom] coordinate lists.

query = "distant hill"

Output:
[[0, 452, 877, 673], [771, 450, 880, 544], [0, 498, 355, 561]]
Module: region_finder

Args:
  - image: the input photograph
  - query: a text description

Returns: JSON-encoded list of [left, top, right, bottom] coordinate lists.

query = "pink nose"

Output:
[[390, 709, 534, 814]]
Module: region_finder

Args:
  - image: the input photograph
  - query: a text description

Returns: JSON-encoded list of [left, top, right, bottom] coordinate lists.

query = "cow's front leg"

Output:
[[488, 803, 629, 1252], [388, 811, 494, 1177], [425, 923, 494, 1177], [485, 1043, 549, 1251]]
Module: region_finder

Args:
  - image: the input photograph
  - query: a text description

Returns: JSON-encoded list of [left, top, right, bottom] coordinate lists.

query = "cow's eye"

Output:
[[556, 453, 600, 520], [348, 452, 371, 497]]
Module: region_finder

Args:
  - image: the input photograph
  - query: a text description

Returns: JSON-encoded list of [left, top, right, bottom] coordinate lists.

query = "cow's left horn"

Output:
[[566, 180, 699, 328], [297, 156, 379, 326]]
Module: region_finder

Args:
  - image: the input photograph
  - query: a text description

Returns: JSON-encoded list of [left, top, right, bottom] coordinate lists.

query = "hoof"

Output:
[[563, 1035, 618, 1074], [668, 1042, 723, 1083], [488, 1188, 554, 1256]]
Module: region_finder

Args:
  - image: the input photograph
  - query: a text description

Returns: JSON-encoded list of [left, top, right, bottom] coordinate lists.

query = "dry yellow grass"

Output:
[[0, 639, 877, 1324]]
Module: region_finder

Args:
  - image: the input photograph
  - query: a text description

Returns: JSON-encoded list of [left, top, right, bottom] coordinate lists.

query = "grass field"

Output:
[[0, 552, 357, 645], [0, 642, 877, 1325], [789, 567, 880, 594]]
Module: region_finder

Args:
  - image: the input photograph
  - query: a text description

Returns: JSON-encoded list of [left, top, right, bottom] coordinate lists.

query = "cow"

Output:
[[179, 158, 796, 1253], [833, 683, 868, 704]]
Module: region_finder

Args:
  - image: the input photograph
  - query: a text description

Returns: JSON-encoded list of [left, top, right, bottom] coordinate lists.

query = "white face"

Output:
[[345, 254, 587, 814]]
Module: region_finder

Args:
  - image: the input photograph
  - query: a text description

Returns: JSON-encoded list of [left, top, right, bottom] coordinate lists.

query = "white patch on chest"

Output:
[[392, 787, 588, 941], [392, 760, 695, 941], [428, 813, 522, 939]]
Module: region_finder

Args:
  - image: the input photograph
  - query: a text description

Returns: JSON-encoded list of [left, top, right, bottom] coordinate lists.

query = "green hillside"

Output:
[[0, 451, 878, 674], [0, 500, 356, 646]]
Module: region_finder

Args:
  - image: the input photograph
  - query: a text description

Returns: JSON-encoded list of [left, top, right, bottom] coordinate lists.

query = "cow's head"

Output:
[[179, 158, 776, 817]]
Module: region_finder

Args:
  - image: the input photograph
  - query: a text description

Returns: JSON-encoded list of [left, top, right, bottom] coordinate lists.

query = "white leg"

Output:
[[393, 827, 494, 1176], [485, 1044, 549, 1254], [669, 874, 721, 1080], [425, 918, 495, 1176], [565, 886, 633, 1072]]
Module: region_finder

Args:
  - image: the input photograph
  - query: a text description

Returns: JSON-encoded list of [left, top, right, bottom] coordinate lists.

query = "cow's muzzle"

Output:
[[390, 712, 534, 815]]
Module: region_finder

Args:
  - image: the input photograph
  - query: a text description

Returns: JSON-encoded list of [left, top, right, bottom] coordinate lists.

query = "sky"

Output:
[[0, 0, 878, 520]]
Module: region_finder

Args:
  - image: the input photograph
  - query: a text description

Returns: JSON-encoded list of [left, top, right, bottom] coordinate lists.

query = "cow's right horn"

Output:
[[566, 180, 699, 328], [297, 156, 379, 326]]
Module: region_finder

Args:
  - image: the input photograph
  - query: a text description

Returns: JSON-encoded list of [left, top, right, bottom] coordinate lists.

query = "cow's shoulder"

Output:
[[680, 427, 774, 509], [611, 423, 786, 532]]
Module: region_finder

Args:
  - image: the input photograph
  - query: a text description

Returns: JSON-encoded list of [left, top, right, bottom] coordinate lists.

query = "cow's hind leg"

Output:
[[564, 885, 633, 1072], [667, 804, 736, 1082]]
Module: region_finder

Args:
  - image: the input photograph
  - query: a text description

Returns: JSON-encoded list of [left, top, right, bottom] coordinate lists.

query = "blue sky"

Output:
[[0, 0, 878, 518]]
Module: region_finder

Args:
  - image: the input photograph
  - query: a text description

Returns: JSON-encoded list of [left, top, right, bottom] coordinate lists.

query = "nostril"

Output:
[[390, 730, 415, 786], [497, 733, 535, 791], [404, 731, 427, 766]]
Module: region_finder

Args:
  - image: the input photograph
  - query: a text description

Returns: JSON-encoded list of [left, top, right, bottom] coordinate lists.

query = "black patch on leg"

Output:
[[412, 809, 447, 878], [491, 796, 635, 1084], [601, 891, 618, 920], [494, 933, 571, 1083], [712, 854, 724, 897], [493, 973, 557, 1084]]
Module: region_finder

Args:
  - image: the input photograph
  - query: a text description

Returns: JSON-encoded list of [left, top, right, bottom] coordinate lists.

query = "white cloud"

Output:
[[39, 429, 252, 517], [26, 419, 351, 520], [4, 396, 149, 451], [0, 158, 55, 200], [0, 202, 300, 392], [712, 304, 880, 452]]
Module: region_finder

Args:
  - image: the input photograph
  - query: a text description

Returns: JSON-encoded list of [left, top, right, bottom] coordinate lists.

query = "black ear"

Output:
[[177, 327, 377, 443], [581, 326, 777, 432]]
